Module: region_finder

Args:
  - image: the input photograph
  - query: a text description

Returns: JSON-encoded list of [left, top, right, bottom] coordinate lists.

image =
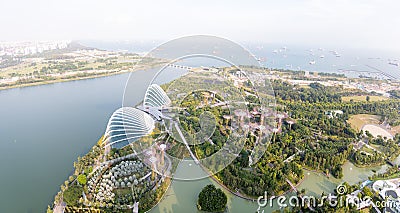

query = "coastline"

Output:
[[0, 71, 128, 91], [302, 166, 330, 178], [201, 162, 305, 202], [0, 62, 165, 92]]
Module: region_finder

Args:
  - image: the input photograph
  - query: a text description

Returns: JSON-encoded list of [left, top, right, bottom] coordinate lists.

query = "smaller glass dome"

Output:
[[143, 84, 171, 108]]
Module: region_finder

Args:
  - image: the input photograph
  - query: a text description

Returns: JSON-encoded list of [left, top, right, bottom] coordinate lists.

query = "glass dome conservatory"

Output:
[[102, 107, 155, 149], [143, 84, 171, 108]]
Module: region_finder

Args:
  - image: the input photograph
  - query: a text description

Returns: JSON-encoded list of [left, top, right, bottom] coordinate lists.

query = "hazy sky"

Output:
[[1, 0, 399, 52]]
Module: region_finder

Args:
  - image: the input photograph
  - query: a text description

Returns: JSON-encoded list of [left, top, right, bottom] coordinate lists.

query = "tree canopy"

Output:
[[77, 174, 87, 185], [63, 185, 83, 206], [197, 184, 227, 212]]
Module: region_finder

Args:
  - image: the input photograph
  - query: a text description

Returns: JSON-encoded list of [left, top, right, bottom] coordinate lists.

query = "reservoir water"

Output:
[[0, 73, 131, 213], [0, 70, 398, 212]]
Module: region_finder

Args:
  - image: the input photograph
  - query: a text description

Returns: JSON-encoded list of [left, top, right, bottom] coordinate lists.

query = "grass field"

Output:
[[347, 114, 381, 131], [0, 61, 46, 78], [341, 95, 388, 102], [360, 145, 376, 154], [369, 144, 384, 153]]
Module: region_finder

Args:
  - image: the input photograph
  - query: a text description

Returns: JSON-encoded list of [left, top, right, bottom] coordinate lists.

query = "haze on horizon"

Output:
[[1, 0, 400, 54]]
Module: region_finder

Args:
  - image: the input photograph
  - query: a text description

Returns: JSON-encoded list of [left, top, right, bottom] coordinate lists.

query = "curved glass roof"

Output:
[[103, 107, 155, 149], [143, 84, 171, 108]]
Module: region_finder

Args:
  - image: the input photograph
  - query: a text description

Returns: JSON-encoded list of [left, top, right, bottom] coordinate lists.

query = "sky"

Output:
[[1, 0, 400, 52]]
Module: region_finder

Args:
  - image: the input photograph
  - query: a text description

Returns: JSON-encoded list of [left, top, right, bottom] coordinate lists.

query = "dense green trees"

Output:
[[214, 130, 304, 196], [351, 136, 400, 166], [272, 81, 342, 103], [189, 79, 399, 199], [77, 174, 87, 185], [389, 90, 400, 99], [273, 79, 400, 125], [197, 185, 227, 212], [63, 185, 83, 206], [269, 80, 400, 180]]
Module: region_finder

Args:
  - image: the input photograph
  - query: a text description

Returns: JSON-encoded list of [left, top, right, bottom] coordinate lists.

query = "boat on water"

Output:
[[257, 57, 266, 62], [330, 50, 341, 57]]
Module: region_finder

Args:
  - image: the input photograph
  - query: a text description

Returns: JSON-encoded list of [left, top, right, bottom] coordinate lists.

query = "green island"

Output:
[[197, 184, 227, 212], [47, 64, 400, 212]]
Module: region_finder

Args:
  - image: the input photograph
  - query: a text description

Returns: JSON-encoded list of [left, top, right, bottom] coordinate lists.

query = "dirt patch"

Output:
[[390, 126, 400, 136], [362, 124, 393, 140], [347, 114, 381, 132]]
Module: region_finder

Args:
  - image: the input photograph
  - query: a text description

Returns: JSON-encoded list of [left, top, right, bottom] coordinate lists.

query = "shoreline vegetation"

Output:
[[0, 70, 125, 91], [50, 136, 171, 213], [0, 62, 164, 92]]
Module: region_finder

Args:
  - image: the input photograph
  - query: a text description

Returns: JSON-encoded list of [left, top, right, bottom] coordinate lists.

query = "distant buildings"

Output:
[[326, 110, 343, 119], [0, 40, 70, 56]]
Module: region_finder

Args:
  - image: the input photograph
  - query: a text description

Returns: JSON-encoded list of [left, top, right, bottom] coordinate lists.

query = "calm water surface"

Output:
[[0, 72, 142, 213]]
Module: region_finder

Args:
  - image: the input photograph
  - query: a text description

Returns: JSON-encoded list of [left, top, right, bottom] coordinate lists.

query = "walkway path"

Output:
[[286, 179, 298, 193], [174, 122, 200, 164], [132, 202, 139, 213]]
